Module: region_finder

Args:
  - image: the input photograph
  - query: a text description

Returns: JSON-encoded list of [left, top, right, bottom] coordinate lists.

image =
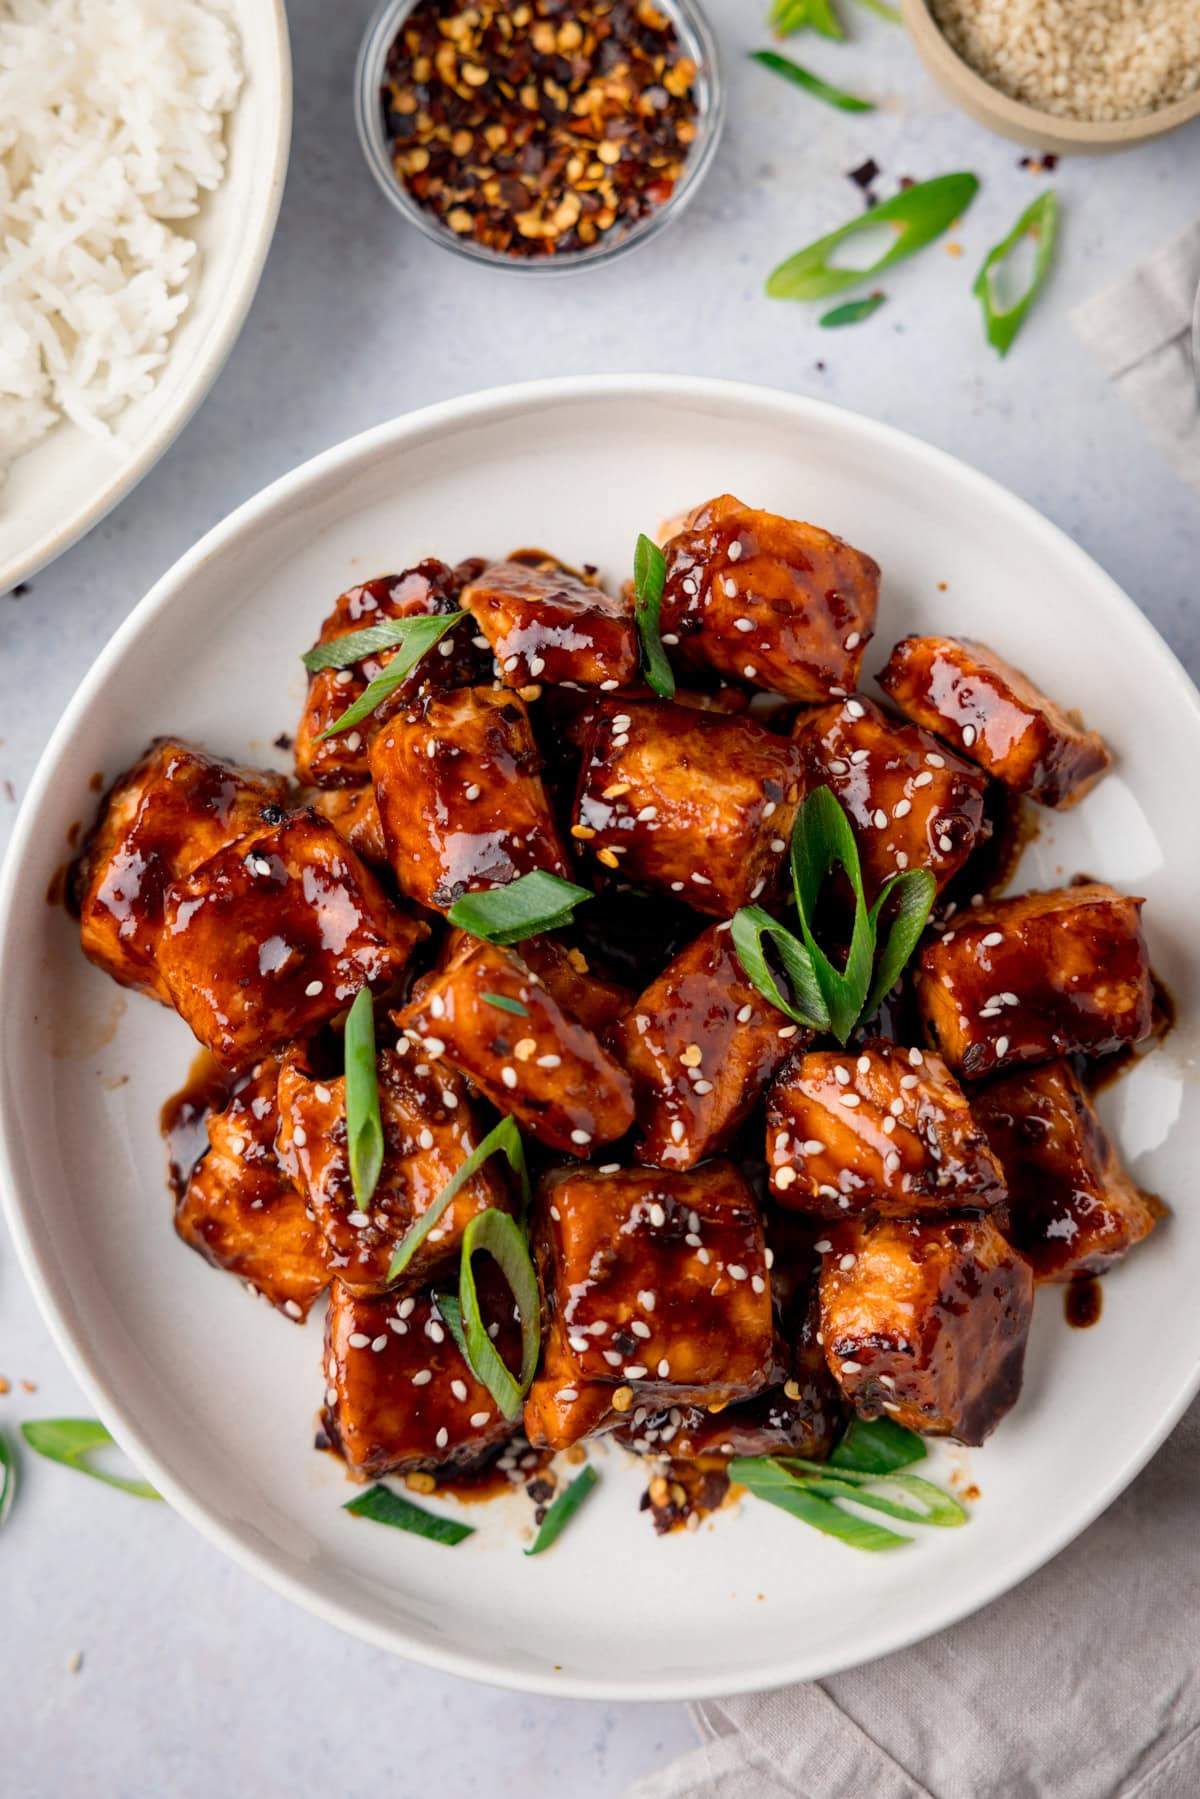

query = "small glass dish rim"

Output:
[[353, 0, 725, 277]]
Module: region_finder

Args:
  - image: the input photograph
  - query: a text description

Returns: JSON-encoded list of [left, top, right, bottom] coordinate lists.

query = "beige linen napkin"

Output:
[[1071, 218, 1200, 494], [629, 1399, 1200, 1799]]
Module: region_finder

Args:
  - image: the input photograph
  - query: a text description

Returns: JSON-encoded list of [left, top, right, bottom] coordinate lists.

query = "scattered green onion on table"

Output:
[[975, 190, 1059, 355], [767, 173, 980, 302], [750, 49, 874, 113], [820, 292, 887, 327], [20, 1419, 161, 1500]]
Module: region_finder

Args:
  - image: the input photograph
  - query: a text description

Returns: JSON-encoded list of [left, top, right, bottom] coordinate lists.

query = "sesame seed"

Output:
[[569, 1128, 591, 1147], [426, 1320, 444, 1344], [691, 872, 710, 886], [873, 808, 888, 829], [728, 540, 743, 561], [600, 678, 619, 691], [778, 1025, 798, 1040], [839, 1253, 857, 1270], [908, 1047, 924, 1066], [839, 1092, 861, 1107], [348, 1332, 370, 1348], [938, 834, 954, 853], [896, 851, 909, 869], [325, 1386, 338, 1406], [803, 1139, 826, 1155], [913, 770, 933, 788], [423, 1037, 446, 1057], [661, 633, 679, 645], [372, 1334, 389, 1353], [734, 617, 754, 633], [775, 1166, 797, 1190], [412, 1370, 433, 1386], [304, 980, 324, 998], [346, 1210, 370, 1228], [558, 1388, 579, 1403], [814, 1237, 832, 1252], [893, 799, 912, 819], [631, 1320, 652, 1339], [900, 1073, 919, 1090], [735, 1004, 754, 1025], [840, 1360, 863, 1374], [834, 1065, 850, 1085], [599, 1162, 620, 1174], [680, 1043, 703, 1067], [743, 665, 757, 679], [398, 1297, 416, 1318], [624, 1364, 648, 1380], [696, 1246, 711, 1264], [500, 1066, 517, 1089], [846, 699, 866, 719], [693, 1079, 713, 1094], [728, 1264, 748, 1281], [857, 1054, 871, 1074], [995, 1035, 1010, 1057], [451, 1378, 468, 1401], [464, 783, 481, 800], [436, 1427, 450, 1449], [844, 631, 861, 650], [982, 931, 1003, 947], [314, 1083, 332, 1102], [292, 1124, 308, 1148], [669, 1121, 685, 1144], [536, 1053, 562, 1068], [657, 1358, 671, 1378], [469, 1411, 490, 1429], [770, 838, 786, 853], [649, 1202, 667, 1226]]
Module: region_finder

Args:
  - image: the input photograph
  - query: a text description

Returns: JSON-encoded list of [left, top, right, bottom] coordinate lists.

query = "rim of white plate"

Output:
[[0, 0, 293, 596], [2, 376, 1199, 1700]]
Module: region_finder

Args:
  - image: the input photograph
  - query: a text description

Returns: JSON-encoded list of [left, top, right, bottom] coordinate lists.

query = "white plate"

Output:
[[0, 0, 291, 595], [1, 377, 1198, 1701]]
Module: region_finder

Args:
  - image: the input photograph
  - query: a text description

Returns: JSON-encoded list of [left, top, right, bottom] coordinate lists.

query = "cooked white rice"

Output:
[[0, 0, 243, 478]]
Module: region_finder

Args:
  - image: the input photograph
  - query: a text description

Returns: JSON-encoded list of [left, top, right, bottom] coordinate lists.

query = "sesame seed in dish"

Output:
[[0, 0, 243, 480], [929, 0, 1200, 122]]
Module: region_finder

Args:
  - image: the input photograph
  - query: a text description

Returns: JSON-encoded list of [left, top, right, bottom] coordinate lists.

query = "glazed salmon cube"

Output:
[[817, 1215, 1033, 1444], [74, 739, 289, 1002], [614, 922, 806, 1171], [522, 1330, 618, 1453], [158, 811, 427, 1067], [572, 699, 804, 916], [436, 926, 634, 1036], [658, 494, 879, 702], [322, 1282, 513, 1479], [878, 635, 1111, 809], [973, 1061, 1161, 1282], [307, 783, 389, 871], [276, 1043, 511, 1296], [612, 1298, 841, 1462], [533, 1162, 774, 1403], [294, 562, 487, 789], [370, 686, 571, 913], [792, 696, 989, 901], [394, 937, 635, 1155], [767, 1041, 1007, 1218], [174, 1058, 330, 1321], [461, 556, 638, 692], [915, 885, 1153, 1080]]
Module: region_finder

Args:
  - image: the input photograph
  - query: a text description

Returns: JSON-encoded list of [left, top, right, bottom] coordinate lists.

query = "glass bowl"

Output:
[[354, 0, 724, 275]]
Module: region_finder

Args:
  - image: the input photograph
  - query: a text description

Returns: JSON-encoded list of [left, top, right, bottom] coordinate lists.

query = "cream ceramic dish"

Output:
[[902, 0, 1200, 153], [1, 376, 1198, 1700], [0, 0, 292, 596]]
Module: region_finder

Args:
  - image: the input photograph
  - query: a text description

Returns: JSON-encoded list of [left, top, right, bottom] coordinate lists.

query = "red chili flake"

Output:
[[380, 0, 702, 260], [847, 157, 879, 203]]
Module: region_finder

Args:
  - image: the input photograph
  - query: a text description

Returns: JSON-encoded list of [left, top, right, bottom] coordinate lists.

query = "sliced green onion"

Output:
[[790, 1469, 967, 1527], [481, 993, 530, 1017], [790, 785, 875, 1044], [0, 1429, 14, 1529], [830, 1414, 926, 1473], [20, 1420, 160, 1500], [750, 50, 873, 112], [849, 0, 900, 19], [974, 190, 1059, 356], [459, 1207, 541, 1421], [303, 614, 460, 675], [344, 987, 384, 1214], [730, 905, 829, 1030], [387, 1114, 529, 1283], [771, 0, 845, 41], [820, 293, 887, 327], [525, 1464, 599, 1555], [730, 1457, 909, 1550], [633, 533, 675, 700], [436, 1289, 470, 1361], [767, 172, 979, 301], [316, 612, 463, 739], [448, 870, 594, 947], [344, 1483, 473, 1546], [863, 867, 936, 1017]]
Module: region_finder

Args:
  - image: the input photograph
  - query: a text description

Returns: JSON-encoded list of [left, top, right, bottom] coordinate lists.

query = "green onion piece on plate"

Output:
[[819, 292, 887, 327], [788, 1468, 968, 1528], [770, 0, 845, 41], [789, 785, 876, 1043], [730, 1456, 910, 1551], [344, 1483, 473, 1546], [863, 867, 936, 1016], [387, 1114, 530, 1283], [448, 869, 594, 947], [729, 905, 829, 1031], [315, 611, 464, 739], [633, 532, 676, 699], [829, 1414, 926, 1473], [750, 50, 874, 112], [344, 987, 384, 1214], [767, 172, 979, 301], [481, 992, 530, 1017], [20, 1419, 161, 1500], [458, 1207, 542, 1420], [974, 190, 1059, 356], [0, 1429, 14, 1529], [525, 1464, 600, 1555]]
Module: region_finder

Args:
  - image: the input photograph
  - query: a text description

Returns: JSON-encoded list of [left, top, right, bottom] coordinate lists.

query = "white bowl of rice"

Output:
[[0, 0, 290, 593]]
